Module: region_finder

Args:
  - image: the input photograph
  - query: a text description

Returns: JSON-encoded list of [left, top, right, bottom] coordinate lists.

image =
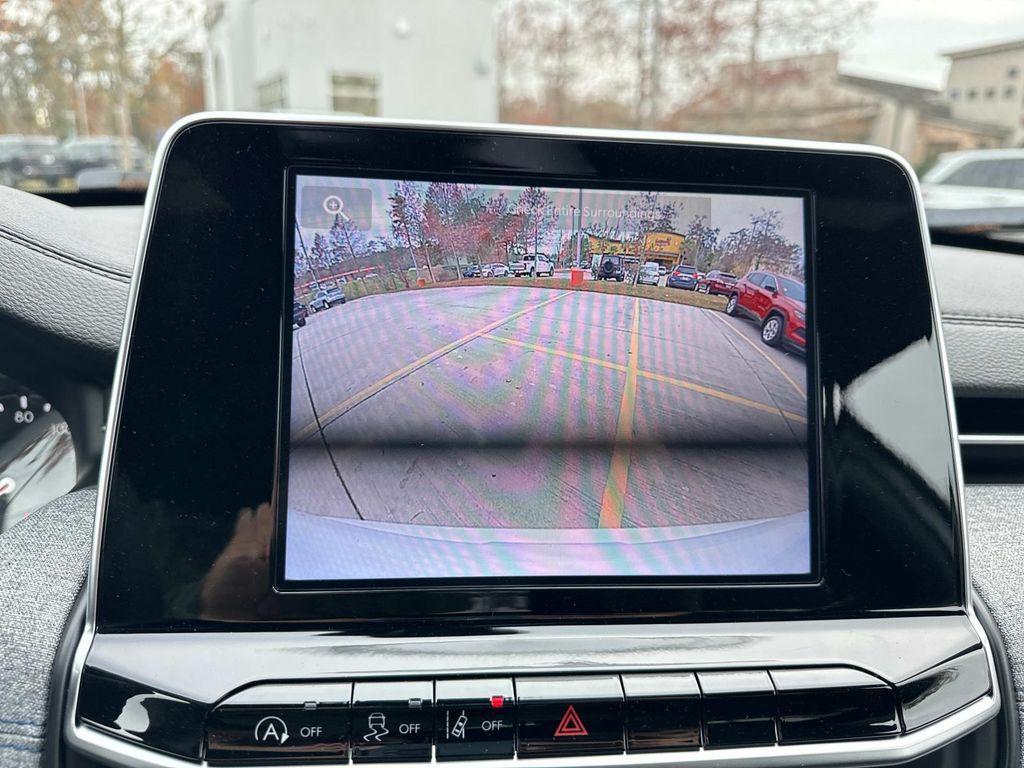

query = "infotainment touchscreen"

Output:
[[283, 173, 811, 583]]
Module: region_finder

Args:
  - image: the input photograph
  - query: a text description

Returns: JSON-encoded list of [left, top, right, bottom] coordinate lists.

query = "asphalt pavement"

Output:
[[289, 285, 808, 533]]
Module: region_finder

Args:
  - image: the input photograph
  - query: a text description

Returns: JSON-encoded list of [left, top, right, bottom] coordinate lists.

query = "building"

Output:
[[204, 0, 498, 122], [584, 231, 695, 271], [942, 39, 1024, 145], [675, 52, 1006, 170]]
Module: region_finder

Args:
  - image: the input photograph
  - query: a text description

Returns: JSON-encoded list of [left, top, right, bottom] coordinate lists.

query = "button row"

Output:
[[205, 670, 900, 763]]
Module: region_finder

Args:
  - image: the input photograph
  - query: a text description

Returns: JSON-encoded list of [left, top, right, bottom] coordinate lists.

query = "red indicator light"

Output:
[[489, 695, 505, 709]]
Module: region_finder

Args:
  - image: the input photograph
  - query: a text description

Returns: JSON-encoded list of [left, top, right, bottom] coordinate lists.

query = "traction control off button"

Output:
[[352, 681, 434, 762]]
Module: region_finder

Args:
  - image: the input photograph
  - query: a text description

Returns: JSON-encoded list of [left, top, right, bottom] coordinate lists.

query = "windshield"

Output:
[[779, 277, 806, 302], [2, 1, 1022, 209]]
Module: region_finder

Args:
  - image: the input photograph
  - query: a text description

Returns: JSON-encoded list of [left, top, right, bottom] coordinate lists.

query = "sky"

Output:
[[845, 0, 1024, 88]]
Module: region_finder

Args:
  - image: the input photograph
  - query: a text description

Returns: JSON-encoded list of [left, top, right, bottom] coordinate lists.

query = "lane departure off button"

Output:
[[205, 683, 352, 762], [435, 679, 515, 761], [352, 681, 433, 762], [516, 675, 624, 758]]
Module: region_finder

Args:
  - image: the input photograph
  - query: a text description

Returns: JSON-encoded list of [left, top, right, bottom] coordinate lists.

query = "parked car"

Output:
[[60, 136, 150, 178], [658, 265, 668, 276], [510, 253, 554, 276], [463, 264, 482, 278], [667, 264, 700, 290], [308, 286, 347, 312], [637, 262, 660, 286], [486, 263, 510, 277], [592, 253, 626, 281], [921, 148, 1024, 229], [0, 135, 69, 190], [292, 300, 308, 328], [696, 270, 738, 296], [725, 271, 806, 351]]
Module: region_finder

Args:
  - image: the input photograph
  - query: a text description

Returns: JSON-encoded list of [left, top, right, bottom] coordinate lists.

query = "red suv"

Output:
[[725, 270, 806, 351], [696, 270, 738, 296]]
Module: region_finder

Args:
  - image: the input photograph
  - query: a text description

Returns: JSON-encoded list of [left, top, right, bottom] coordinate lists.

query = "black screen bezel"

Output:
[[94, 118, 965, 630], [278, 167, 821, 591]]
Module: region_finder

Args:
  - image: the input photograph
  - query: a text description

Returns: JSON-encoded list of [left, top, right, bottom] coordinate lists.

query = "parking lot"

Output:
[[289, 284, 807, 534]]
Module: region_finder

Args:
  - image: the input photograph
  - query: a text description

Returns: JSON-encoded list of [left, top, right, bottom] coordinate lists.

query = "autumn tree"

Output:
[[0, 0, 202, 145], [327, 211, 367, 263], [517, 186, 557, 256], [685, 214, 721, 270], [389, 180, 433, 280], [719, 208, 801, 275]]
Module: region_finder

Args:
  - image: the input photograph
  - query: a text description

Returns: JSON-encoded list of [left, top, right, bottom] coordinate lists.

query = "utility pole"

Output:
[[114, 0, 133, 172], [743, 0, 763, 134]]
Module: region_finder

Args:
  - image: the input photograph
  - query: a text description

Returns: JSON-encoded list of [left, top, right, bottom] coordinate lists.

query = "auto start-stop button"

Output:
[[205, 683, 352, 762]]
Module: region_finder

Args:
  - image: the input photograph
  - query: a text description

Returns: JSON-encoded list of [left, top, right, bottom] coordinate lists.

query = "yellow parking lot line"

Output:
[[479, 333, 629, 373], [295, 290, 573, 442], [482, 331, 806, 425], [638, 369, 806, 424], [707, 310, 806, 398], [599, 297, 640, 528]]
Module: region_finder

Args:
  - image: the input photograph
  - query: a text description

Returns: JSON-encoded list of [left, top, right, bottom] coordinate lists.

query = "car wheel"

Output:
[[761, 314, 784, 347], [725, 294, 740, 315]]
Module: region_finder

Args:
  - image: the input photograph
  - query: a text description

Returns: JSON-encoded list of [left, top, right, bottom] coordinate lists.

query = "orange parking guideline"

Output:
[[598, 297, 641, 528], [294, 290, 573, 442]]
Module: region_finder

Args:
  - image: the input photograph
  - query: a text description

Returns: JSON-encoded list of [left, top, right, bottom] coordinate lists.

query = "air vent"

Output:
[[956, 397, 1024, 482]]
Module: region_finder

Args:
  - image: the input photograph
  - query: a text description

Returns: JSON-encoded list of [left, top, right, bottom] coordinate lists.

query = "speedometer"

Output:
[[0, 378, 76, 532]]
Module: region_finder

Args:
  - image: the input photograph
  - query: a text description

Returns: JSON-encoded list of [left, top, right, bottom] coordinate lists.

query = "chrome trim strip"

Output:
[[65, 112, 997, 766], [959, 433, 1024, 446]]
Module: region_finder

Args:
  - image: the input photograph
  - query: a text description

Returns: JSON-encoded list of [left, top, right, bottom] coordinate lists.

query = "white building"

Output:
[[943, 39, 1024, 145], [204, 0, 498, 122]]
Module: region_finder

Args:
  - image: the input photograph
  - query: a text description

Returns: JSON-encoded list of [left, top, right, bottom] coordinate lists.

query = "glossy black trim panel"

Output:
[[771, 668, 899, 743], [95, 118, 963, 628], [76, 669, 205, 760], [899, 648, 991, 732], [82, 616, 982, 706]]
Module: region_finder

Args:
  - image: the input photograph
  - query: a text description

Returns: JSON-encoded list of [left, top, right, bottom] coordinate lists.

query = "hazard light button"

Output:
[[516, 676, 624, 758]]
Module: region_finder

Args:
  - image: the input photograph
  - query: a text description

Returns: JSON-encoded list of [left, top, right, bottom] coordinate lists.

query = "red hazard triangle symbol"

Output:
[[553, 705, 588, 737]]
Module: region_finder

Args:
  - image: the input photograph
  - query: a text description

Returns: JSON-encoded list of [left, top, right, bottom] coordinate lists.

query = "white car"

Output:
[[922, 148, 1024, 229], [637, 263, 660, 286], [487, 263, 510, 277], [510, 254, 554, 277]]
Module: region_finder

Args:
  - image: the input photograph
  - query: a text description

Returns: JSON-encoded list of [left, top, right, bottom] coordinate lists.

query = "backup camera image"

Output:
[[284, 174, 810, 581]]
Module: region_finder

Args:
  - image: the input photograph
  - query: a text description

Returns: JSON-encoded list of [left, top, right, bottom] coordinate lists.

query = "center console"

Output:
[[62, 116, 1005, 768]]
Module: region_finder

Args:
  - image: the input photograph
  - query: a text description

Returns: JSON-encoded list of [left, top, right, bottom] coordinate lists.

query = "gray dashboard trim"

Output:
[[64, 112, 995, 767]]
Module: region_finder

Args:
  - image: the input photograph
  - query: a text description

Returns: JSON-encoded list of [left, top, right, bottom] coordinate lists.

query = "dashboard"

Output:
[[0, 373, 75, 532], [0, 117, 1020, 768]]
